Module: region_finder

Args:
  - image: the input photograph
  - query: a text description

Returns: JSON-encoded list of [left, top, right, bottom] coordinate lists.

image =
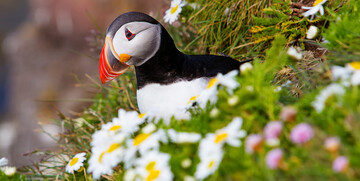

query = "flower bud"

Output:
[[324, 137, 340, 153], [280, 106, 297, 122], [245, 134, 263, 154]]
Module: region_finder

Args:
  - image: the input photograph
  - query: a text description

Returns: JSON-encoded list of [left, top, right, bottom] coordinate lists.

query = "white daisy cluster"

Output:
[[85, 109, 247, 180], [186, 70, 240, 109], [195, 117, 246, 180], [87, 109, 149, 179], [311, 61, 360, 113], [79, 70, 248, 180]]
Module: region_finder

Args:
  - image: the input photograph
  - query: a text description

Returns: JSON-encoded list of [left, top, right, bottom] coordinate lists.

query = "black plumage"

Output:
[[132, 13, 251, 89]]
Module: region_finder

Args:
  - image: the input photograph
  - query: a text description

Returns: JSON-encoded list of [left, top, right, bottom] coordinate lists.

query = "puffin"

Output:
[[99, 12, 251, 122]]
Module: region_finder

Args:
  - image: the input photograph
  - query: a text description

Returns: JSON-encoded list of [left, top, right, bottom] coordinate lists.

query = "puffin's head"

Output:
[[99, 12, 162, 84]]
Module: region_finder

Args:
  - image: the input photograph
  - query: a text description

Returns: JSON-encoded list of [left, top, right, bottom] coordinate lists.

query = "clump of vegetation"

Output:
[[6, 0, 360, 180]]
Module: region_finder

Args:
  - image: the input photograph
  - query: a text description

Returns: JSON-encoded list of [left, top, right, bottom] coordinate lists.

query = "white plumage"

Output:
[[137, 78, 209, 124]]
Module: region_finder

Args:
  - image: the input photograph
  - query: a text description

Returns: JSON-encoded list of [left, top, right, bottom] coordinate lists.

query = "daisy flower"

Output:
[[167, 129, 202, 143], [105, 109, 146, 134], [212, 117, 247, 147], [198, 133, 223, 157], [123, 130, 167, 168], [0, 157, 8, 167], [312, 83, 345, 113], [332, 65, 352, 86], [164, 0, 187, 24], [134, 150, 173, 181], [193, 70, 240, 109], [195, 148, 224, 180], [302, 0, 327, 20], [335, 62, 360, 86], [87, 151, 114, 179], [88, 134, 126, 179], [197, 117, 246, 164], [91, 109, 146, 146], [65, 152, 86, 173]]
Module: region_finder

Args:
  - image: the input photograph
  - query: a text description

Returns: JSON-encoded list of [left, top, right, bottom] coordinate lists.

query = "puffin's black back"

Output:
[[135, 25, 244, 89]]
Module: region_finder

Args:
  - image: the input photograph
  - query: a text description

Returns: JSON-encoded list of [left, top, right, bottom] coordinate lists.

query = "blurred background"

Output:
[[0, 0, 164, 167]]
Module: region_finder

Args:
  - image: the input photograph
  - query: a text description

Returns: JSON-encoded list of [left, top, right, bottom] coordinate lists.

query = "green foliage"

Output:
[[181, 0, 271, 59], [251, 0, 308, 45], [323, 0, 360, 63]]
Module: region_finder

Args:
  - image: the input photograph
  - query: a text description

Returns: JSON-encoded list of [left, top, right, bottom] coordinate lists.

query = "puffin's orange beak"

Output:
[[99, 37, 130, 84]]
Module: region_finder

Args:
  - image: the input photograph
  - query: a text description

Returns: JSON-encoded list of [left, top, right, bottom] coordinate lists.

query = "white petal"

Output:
[[302, 6, 320, 17], [319, 6, 324, 16], [351, 71, 360, 85], [227, 139, 241, 147]]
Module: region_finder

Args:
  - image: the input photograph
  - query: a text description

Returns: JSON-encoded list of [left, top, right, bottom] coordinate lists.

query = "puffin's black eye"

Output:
[[125, 28, 135, 41]]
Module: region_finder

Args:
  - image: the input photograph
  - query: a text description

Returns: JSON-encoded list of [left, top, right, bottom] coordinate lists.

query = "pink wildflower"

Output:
[[265, 148, 283, 169], [290, 123, 314, 145], [324, 137, 340, 153], [332, 156, 349, 173], [245, 134, 263, 154], [264, 121, 283, 146]]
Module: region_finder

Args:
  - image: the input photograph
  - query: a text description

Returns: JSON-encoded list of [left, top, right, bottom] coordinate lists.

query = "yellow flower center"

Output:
[[99, 152, 105, 163], [214, 133, 228, 143], [98, 143, 121, 163], [133, 133, 150, 146], [146, 161, 156, 171], [109, 125, 121, 131], [349, 62, 360, 70], [170, 5, 179, 14], [208, 161, 215, 168], [147, 170, 160, 181], [187, 95, 199, 104], [207, 78, 218, 89], [313, 0, 325, 6], [107, 143, 121, 153], [139, 113, 146, 119], [69, 157, 79, 166]]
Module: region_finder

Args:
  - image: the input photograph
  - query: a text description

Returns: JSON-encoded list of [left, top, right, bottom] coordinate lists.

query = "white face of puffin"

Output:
[[99, 21, 161, 84], [112, 22, 161, 66]]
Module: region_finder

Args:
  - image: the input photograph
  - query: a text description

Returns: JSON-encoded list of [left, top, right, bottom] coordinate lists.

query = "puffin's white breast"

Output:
[[137, 78, 209, 124]]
